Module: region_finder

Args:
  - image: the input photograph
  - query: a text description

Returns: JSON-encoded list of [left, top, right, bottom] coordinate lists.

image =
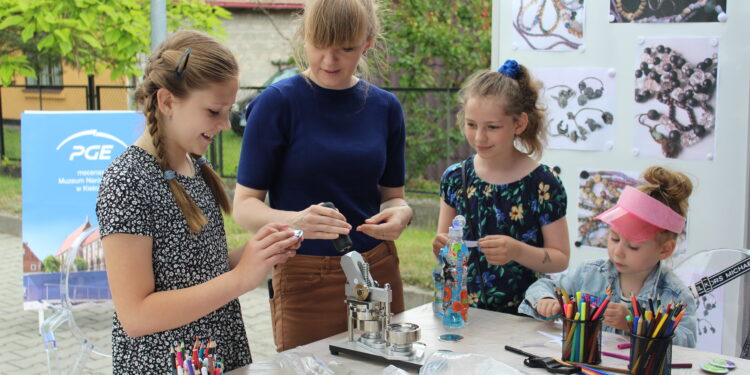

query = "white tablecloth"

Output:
[[229, 303, 750, 374]]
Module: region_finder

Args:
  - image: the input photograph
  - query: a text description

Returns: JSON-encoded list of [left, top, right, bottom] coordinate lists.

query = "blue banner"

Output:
[[21, 111, 143, 309]]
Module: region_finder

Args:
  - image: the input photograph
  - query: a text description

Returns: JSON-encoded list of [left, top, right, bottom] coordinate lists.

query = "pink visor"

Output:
[[596, 186, 685, 242]]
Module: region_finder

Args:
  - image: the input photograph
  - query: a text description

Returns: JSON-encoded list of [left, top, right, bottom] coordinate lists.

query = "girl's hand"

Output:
[[602, 302, 631, 331], [536, 298, 562, 318], [357, 206, 411, 241], [290, 204, 351, 240], [432, 233, 449, 258], [477, 235, 521, 265], [235, 223, 302, 292]]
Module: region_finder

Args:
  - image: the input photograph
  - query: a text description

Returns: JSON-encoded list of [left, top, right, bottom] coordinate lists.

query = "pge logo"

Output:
[[56, 130, 128, 161]]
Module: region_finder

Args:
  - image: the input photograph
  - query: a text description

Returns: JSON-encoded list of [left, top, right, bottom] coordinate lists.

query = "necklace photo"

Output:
[[634, 42, 717, 159]]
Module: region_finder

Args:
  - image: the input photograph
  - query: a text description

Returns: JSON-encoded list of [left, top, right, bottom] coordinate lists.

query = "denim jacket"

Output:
[[519, 259, 697, 347]]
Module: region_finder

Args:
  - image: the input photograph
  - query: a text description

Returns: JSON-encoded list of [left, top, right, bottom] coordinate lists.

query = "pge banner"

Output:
[[21, 111, 143, 309]]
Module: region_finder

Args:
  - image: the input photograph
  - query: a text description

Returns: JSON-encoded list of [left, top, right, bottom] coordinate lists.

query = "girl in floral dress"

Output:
[[432, 60, 570, 314]]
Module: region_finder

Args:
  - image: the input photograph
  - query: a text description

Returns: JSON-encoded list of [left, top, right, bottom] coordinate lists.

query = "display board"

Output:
[[21, 111, 142, 310], [492, 0, 750, 356]]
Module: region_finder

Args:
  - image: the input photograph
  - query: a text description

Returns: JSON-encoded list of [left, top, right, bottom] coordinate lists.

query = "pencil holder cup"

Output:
[[628, 333, 673, 375], [561, 318, 602, 364]]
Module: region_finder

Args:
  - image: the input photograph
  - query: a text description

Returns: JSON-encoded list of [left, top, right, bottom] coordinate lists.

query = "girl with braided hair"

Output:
[[96, 30, 301, 374], [432, 60, 570, 314]]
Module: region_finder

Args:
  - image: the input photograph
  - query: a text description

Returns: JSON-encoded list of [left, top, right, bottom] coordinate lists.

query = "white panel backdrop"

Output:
[[492, 0, 750, 356]]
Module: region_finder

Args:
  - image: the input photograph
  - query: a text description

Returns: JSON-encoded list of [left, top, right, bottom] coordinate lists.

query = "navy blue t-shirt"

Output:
[[237, 74, 406, 256]]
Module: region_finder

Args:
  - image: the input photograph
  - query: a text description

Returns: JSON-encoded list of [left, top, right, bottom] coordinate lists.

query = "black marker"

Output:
[[320, 202, 352, 253]]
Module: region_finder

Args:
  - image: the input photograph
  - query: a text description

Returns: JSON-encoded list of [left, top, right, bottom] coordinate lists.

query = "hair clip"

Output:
[[174, 47, 192, 79], [164, 170, 177, 180], [196, 157, 207, 167], [497, 59, 521, 79]]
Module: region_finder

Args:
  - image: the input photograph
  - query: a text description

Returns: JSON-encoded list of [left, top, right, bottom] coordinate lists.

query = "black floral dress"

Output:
[[96, 146, 251, 374], [440, 156, 567, 314]]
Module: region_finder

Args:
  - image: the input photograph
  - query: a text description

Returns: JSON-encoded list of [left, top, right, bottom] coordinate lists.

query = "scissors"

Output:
[[504, 345, 580, 374]]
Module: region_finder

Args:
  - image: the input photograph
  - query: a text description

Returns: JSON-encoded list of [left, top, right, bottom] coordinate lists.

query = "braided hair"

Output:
[[133, 30, 237, 232]]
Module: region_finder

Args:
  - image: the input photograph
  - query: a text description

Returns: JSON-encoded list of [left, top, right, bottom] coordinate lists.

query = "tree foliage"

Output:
[[42, 255, 60, 273], [0, 0, 231, 85], [379, 0, 492, 181], [74, 257, 88, 271]]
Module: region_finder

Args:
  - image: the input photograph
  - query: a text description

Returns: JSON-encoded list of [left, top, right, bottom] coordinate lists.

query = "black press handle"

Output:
[[320, 202, 352, 253]]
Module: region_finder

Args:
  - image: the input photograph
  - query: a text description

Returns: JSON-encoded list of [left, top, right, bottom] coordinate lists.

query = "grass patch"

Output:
[[214, 130, 242, 177], [222, 213, 436, 290], [3, 126, 20, 160], [0, 174, 21, 215], [223, 212, 252, 250], [395, 226, 435, 289]]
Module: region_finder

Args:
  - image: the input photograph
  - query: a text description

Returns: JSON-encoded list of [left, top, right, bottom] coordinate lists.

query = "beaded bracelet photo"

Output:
[[512, 0, 585, 51], [610, 0, 727, 23], [633, 40, 717, 159]]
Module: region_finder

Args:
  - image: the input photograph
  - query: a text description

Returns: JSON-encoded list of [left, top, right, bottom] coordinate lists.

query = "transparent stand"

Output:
[[39, 226, 111, 375]]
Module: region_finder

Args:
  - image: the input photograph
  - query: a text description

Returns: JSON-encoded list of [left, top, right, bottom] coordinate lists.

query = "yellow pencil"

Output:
[[651, 311, 669, 338]]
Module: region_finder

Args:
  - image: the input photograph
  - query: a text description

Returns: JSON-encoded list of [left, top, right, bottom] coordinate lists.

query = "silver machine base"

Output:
[[329, 338, 430, 370]]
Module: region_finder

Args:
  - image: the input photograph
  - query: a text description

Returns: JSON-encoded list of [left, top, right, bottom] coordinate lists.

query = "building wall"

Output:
[[223, 8, 299, 88], [2, 65, 128, 121]]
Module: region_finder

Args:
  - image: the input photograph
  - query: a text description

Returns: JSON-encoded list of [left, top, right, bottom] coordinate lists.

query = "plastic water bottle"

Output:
[[442, 215, 470, 328]]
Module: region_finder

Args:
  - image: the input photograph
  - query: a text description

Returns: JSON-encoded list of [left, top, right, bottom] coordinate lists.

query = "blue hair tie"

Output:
[[196, 157, 207, 167], [164, 170, 176, 180], [498, 59, 521, 79]]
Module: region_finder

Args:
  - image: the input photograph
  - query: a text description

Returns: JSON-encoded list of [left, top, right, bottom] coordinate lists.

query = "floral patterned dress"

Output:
[[440, 156, 567, 314]]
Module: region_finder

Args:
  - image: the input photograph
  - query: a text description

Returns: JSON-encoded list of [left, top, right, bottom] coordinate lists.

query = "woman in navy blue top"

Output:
[[233, 0, 413, 351]]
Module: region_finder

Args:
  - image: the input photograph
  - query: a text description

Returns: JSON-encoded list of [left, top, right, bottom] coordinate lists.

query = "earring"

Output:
[[577, 77, 604, 106], [548, 85, 576, 109]]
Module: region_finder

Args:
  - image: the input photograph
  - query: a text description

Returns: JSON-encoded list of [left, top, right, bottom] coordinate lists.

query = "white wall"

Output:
[[223, 8, 299, 87], [492, 0, 750, 356]]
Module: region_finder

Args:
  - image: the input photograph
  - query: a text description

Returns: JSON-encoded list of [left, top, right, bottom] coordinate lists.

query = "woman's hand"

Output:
[[536, 298, 562, 318], [357, 205, 411, 241], [235, 223, 302, 292], [290, 204, 351, 240], [432, 233, 449, 258], [477, 235, 521, 265], [602, 302, 631, 331]]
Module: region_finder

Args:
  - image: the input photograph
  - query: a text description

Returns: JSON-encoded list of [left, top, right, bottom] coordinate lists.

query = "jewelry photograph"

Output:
[[576, 169, 640, 249], [534, 67, 616, 150], [610, 0, 727, 23], [512, 0, 585, 51], [633, 37, 718, 160]]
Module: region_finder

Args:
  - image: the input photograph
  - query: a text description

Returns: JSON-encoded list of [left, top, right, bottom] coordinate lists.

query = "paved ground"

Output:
[[0, 232, 431, 374], [0, 233, 275, 374]]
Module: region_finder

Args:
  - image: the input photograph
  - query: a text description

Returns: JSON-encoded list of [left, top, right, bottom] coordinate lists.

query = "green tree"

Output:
[[380, 0, 492, 181], [0, 0, 231, 85], [42, 255, 60, 273], [74, 257, 88, 271]]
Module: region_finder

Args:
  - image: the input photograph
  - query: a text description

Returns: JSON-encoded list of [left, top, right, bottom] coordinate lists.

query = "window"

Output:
[[26, 61, 63, 87], [31, 264, 36, 271]]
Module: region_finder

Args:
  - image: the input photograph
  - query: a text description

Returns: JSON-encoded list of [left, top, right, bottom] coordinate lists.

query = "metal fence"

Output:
[[1, 84, 470, 191]]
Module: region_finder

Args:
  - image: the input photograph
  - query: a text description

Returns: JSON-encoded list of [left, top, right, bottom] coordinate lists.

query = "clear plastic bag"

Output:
[[382, 364, 410, 375], [419, 351, 527, 375], [275, 351, 336, 375]]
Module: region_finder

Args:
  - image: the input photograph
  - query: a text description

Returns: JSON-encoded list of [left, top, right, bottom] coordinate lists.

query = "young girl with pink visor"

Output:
[[520, 166, 697, 347]]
